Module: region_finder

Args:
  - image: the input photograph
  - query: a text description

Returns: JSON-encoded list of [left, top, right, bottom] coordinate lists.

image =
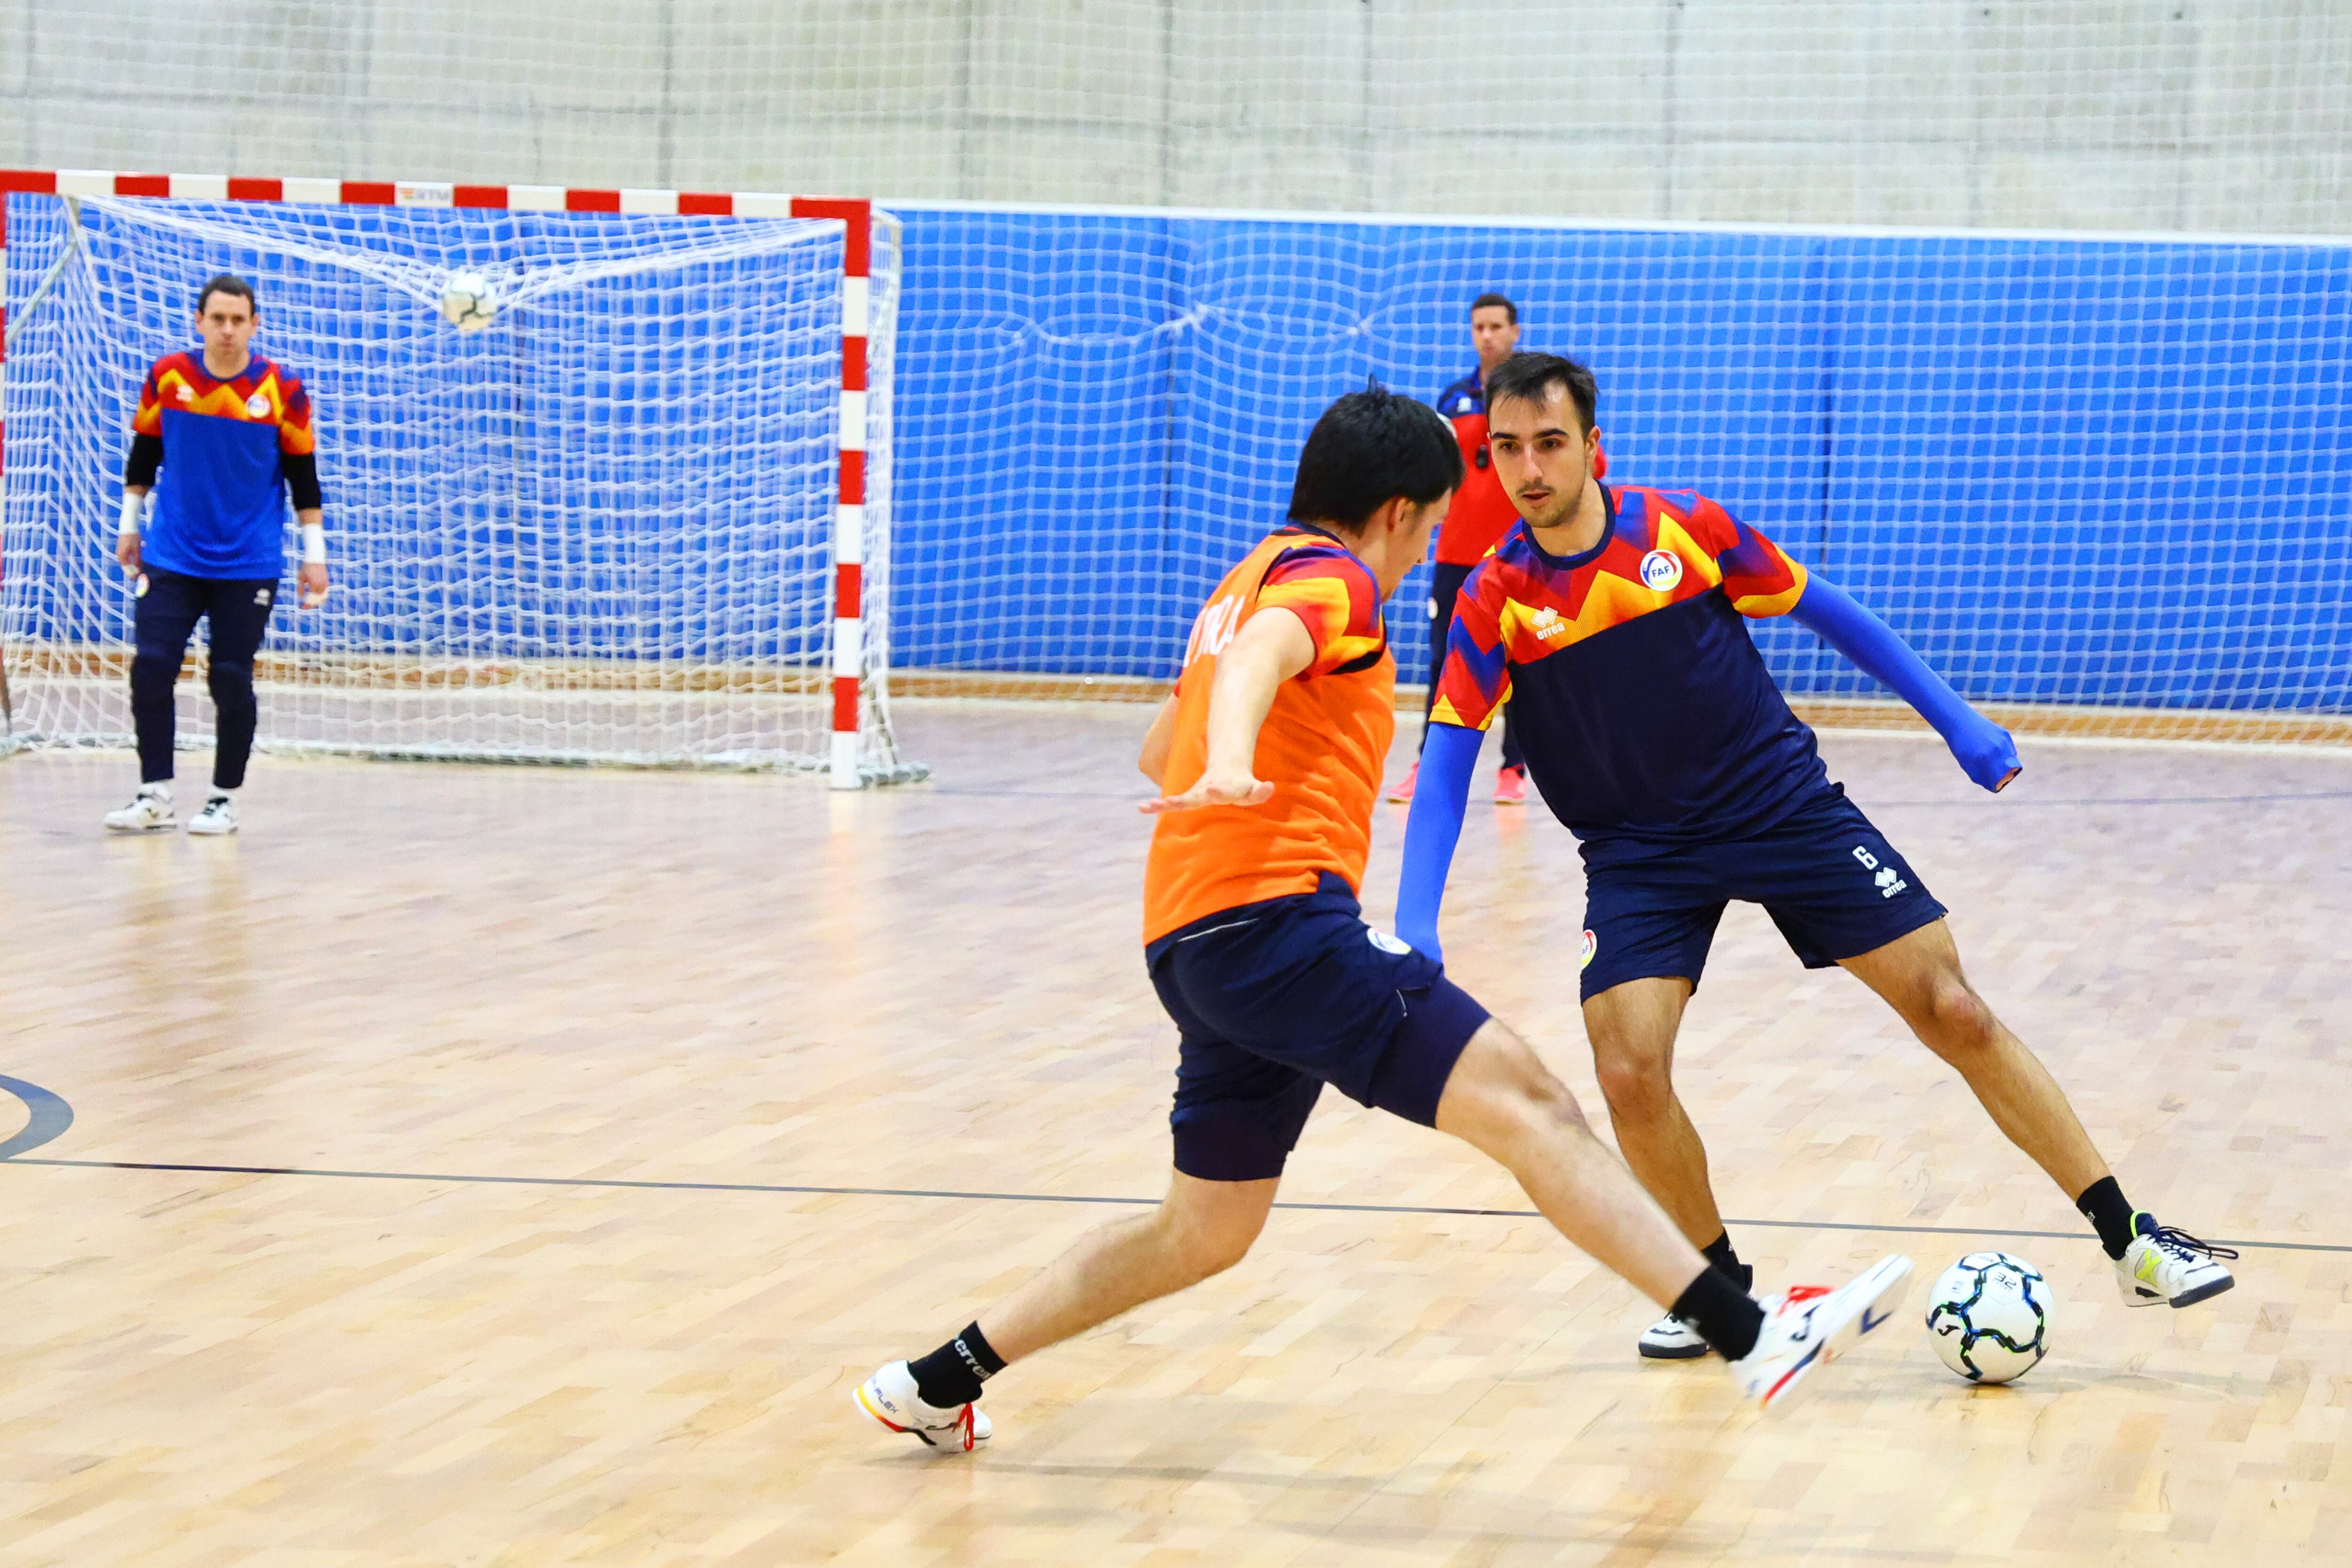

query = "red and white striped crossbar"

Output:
[[0, 169, 876, 788]]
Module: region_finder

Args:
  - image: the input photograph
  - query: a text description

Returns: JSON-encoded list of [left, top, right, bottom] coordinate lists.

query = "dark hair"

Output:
[[1484, 351, 1598, 436], [1287, 380, 1463, 532], [196, 273, 257, 315], [1470, 291, 1518, 325]]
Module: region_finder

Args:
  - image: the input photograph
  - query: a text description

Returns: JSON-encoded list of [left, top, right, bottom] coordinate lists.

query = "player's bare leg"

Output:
[[941, 1019, 1719, 1366], [1432, 1017, 1725, 1306], [977, 1172, 1276, 1362], [861, 1014, 1915, 1445], [1836, 919, 2106, 1197], [1841, 919, 2235, 1305], [1585, 977, 1782, 1358], [1839, 918, 2233, 1308], [1581, 978, 1727, 1247], [1422, 1014, 1908, 1410], [852, 1173, 1272, 1449]]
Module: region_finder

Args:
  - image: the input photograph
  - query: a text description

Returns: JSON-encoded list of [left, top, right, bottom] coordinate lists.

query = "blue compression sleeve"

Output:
[[1789, 575, 2021, 792], [1395, 722, 1482, 962]]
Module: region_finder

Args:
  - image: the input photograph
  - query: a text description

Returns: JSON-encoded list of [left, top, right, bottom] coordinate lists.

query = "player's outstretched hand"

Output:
[[298, 561, 330, 608], [1951, 714, 2022, 794], [1140, 769, 1274, 814], [115, 533, 141, 573]]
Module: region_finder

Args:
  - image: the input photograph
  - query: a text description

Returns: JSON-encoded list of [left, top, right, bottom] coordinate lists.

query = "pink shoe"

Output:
[[1493, 764, 1527, 804], [1388, 761, 1419, 803]]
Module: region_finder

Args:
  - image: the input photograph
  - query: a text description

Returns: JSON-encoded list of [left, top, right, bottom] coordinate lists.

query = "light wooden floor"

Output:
[[1, 706, 2347, 1566]]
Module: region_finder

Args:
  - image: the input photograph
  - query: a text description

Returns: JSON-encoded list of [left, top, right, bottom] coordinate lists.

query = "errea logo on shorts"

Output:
[[1639, 549, 1684, 592], [1852, 844, 1907, 899]]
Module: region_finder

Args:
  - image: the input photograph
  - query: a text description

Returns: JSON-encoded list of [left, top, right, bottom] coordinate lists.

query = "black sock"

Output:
[[906, 1321, 1006, 1408], [1700, 1232, 1754, 1293], [2075, 1175, 2138, 1260], [1671, 1266, 1764, 1362]]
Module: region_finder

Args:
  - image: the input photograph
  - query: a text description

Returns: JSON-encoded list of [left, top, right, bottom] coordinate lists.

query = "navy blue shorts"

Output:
[[1578, 788, 1948, 1002], [1146, 873, 1492, 1183]]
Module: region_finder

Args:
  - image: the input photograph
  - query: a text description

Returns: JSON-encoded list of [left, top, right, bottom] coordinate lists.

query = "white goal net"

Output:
[[0, 188, 920, 782]]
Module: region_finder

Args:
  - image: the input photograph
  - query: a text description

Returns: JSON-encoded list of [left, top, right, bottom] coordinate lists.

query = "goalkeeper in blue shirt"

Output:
[[105, 274, 328, 838]]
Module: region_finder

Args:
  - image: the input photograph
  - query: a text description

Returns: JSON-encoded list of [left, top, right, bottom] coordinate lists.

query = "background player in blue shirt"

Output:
[[105, 274, 329, 837], [1398, 352, 2236, 1360]]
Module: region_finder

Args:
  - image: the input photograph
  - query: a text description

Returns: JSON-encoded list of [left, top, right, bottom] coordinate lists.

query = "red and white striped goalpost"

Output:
[[0, 168, 880, 789]]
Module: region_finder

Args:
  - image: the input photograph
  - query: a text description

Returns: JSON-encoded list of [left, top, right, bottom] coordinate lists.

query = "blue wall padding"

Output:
[[891, 211, 2351, 711]]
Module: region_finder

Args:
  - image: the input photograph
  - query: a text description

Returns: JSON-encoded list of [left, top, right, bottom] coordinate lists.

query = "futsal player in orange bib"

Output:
[[856, 386, 1914, 1451]]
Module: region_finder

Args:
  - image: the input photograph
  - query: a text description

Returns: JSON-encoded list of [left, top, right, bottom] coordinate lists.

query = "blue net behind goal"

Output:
[[890, 209, 2352, 731]]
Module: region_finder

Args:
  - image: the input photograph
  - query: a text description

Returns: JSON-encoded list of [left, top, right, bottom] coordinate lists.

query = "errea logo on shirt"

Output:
[[1639, 549, 1685, 592], [1529, 606, 1570, 642]]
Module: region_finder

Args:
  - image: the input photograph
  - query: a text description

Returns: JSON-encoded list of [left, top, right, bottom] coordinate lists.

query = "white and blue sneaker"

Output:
[[103, 784, 175, 834], [2116, 1213, 2237, 1308], [854, 1361, 991, 1452], [1727, 1254, 1914, 1412], [186, 792, 238, 836]]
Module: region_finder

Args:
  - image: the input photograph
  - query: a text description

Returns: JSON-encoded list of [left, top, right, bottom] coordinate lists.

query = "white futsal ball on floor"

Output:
[[439, 270, 500, 334], [1924, 1251, 2053, 1384]]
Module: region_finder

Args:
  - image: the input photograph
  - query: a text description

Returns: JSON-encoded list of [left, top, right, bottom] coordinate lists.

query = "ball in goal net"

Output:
[[0, 172, 922, 788]]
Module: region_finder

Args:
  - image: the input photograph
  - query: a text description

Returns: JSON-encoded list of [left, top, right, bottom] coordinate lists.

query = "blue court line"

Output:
[[4, 1155, 2341, 1254], [0, 1075, 73, 1160]]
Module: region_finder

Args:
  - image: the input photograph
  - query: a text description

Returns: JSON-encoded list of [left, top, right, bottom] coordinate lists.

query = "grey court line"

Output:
[[5, 1156, 2342, 1255]]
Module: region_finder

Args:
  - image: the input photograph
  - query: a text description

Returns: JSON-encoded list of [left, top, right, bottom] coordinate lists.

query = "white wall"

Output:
[[5, 0, 2349, 233]]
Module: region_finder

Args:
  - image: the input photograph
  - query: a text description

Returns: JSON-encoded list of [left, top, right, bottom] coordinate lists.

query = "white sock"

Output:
[[141, 781, 173, 803]]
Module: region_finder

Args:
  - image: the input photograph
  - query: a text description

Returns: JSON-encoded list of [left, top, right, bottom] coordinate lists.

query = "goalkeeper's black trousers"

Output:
[[129, 568, 278, 789]]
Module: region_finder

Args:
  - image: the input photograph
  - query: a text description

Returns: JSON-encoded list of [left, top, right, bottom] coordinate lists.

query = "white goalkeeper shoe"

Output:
[[853, 1361, 991, 1453], [1727, 1254, 1913, 1412], [186, 792, 239, 836], [2115, 1214, 2237, 1308], [103, 785, 175, 834]]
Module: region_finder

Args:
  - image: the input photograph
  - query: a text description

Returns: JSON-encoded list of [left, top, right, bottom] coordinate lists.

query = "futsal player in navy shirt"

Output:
[[105, 274, 329, 837], [1397, 353, 2235, 1359]]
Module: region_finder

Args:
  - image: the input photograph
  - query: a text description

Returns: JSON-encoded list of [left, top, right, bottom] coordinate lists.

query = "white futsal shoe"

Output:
[[2115, 1214, 2237, 1308], [1638, 1313, 1712, 1359], [854, 1361, 991, 1453], [185, 792, 239, 836], [1726, 1254, 1913, 1412], [103, 784, 175, 834]]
